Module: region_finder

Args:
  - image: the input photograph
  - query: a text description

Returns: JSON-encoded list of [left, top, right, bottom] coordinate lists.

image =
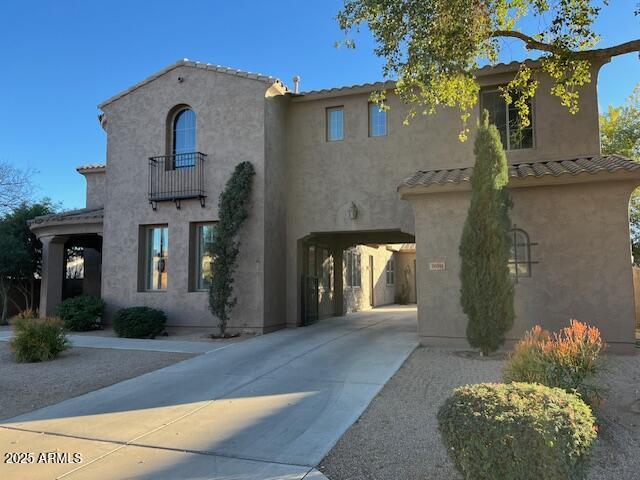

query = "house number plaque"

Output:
[[429, 261, 446, 271]]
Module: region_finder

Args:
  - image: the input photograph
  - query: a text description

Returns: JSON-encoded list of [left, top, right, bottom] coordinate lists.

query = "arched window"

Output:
[[171, 107, 196, 167], [509, 227, 535, 281]]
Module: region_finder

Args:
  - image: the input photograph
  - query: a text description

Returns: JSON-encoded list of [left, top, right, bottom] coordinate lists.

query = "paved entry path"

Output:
[[0, 306, 417, 480]]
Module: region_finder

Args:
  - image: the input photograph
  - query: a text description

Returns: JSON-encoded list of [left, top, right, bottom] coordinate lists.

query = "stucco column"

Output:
[[332, 245, 344, 316], [39, 236, 67, 318], [83, 247, 102, 298]]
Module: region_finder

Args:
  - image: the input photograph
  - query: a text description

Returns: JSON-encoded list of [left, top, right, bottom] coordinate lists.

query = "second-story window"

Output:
[[172, 107, 196, 167], [327, 106, 344, 141], [369, 103, 387, 137], [481, 90, 534, 150]]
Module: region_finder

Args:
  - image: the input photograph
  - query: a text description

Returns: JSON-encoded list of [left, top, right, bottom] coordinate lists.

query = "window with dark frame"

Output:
[[385, 257, 395, 286], [146, 225, 168, 291], [172, 107, 196, 168], [196, 223, 215, 291], [481, 90, 534, 150], [508, 227, 537, 282]]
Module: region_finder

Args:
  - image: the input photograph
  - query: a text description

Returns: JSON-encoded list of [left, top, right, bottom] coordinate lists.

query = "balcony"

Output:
[[148, 152, 207, 209]]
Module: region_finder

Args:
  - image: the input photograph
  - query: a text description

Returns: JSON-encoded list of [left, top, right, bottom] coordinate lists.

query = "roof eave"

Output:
[[98, 59, 286, 110], [77, 164, 106, 174], [399, 168, 640, 198]]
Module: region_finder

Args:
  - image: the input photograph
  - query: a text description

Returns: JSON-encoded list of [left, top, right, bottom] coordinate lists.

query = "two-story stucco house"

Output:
[[30, 57, 640, 351]]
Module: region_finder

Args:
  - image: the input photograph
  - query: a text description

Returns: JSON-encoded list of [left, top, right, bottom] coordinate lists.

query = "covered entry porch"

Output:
[[298, 229, 416, 326], [29, 207, 104, 318]]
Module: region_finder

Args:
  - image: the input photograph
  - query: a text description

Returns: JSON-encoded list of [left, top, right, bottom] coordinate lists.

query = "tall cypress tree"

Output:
[[459, 112, 514, 355]]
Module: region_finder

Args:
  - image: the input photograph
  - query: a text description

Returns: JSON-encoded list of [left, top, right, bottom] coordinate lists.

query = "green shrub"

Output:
[[10, 317, 70, 362], [459, 113, 514, 355], [504, 320, 605, 407], [209, 161, 255, 336], [56, 295, 105, 331], [438, 382, 596, 480], [113, 306, 166, 338]]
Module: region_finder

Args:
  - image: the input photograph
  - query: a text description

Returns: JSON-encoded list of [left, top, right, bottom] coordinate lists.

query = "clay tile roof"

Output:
[[398, 154, 640, 191], [28, 207, 104, 226], [98, 59, 288, 109], [76, 164, 106, 173], [297, 60, 541, 99]]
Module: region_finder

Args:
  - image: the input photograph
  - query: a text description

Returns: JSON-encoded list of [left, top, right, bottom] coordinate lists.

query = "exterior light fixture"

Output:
[[348, 202, 359, 220]]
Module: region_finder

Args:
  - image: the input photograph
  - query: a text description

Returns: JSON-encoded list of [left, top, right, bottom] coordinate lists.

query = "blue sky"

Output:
[[1, 0, 638, 209]]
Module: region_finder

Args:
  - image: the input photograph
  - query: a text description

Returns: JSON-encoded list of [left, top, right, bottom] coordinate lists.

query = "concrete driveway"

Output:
[[0, 306, 417, 480]]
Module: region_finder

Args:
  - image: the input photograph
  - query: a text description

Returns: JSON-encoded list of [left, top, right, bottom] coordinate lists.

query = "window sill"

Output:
[[506, 146, 536, 153]]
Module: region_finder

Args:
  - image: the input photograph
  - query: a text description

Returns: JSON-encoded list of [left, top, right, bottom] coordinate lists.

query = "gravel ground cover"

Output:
[[320, 347, 640, 480], [0, 343, 194, 420]]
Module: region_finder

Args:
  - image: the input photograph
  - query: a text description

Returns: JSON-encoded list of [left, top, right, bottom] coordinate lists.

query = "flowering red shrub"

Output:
[[504, 320, 605, 407]]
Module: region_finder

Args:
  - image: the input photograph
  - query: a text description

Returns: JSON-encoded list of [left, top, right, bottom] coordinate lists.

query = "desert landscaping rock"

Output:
[[319, 347, 640, 480], [0, 343, 194, 420]]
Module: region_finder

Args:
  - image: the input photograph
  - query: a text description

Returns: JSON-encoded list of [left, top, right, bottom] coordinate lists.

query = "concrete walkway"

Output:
[[0, 330, 224, 354], [0, 306, 418, 480]]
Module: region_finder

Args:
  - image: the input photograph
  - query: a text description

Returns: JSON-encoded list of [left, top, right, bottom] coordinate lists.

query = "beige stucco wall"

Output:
[[84, 58, 612, 334], [284, 63, 604, 326], [81, 170, 106, 208], [99, 65, 282, 332], [407, 178, 638, 350], [343, 245, 396, 312], [396, 251, 417, 304], [263, 94, 288, 332]]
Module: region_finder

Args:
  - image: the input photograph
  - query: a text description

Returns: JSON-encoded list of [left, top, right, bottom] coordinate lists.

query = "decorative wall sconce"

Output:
[[348, 202, 359, 220]]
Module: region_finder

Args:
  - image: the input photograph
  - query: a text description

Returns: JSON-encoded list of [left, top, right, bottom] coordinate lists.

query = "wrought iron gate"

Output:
[[302, 275, 319, 326]]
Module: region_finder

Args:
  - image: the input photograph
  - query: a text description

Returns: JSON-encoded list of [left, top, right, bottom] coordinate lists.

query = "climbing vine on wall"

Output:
[[209, 161, 255, 337]]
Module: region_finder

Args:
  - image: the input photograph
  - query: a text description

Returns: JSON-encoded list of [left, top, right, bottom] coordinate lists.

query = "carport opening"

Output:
[[62, 234, 102, 301], [299, 230, 416, 326]]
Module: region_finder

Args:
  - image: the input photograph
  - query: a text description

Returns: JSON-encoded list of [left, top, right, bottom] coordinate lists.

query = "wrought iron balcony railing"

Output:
[[148, 152, 207, 209]]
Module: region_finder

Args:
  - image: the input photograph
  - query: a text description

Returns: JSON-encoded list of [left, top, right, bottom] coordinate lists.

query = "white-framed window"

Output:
[[345, 249, 361, 288], [369, 103, 387, 137], [481, 90, 534, 150], [326, 106, 344, 141], [145, 225, 168, 291], [385, 257, 395, 286], [195, 223, 215, 291]]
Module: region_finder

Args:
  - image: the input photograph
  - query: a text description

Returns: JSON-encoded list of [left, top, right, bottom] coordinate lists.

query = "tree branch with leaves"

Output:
[[600, 83, 640, 262], [0, 201, 55, 323], [337, 0, 640, 139]]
